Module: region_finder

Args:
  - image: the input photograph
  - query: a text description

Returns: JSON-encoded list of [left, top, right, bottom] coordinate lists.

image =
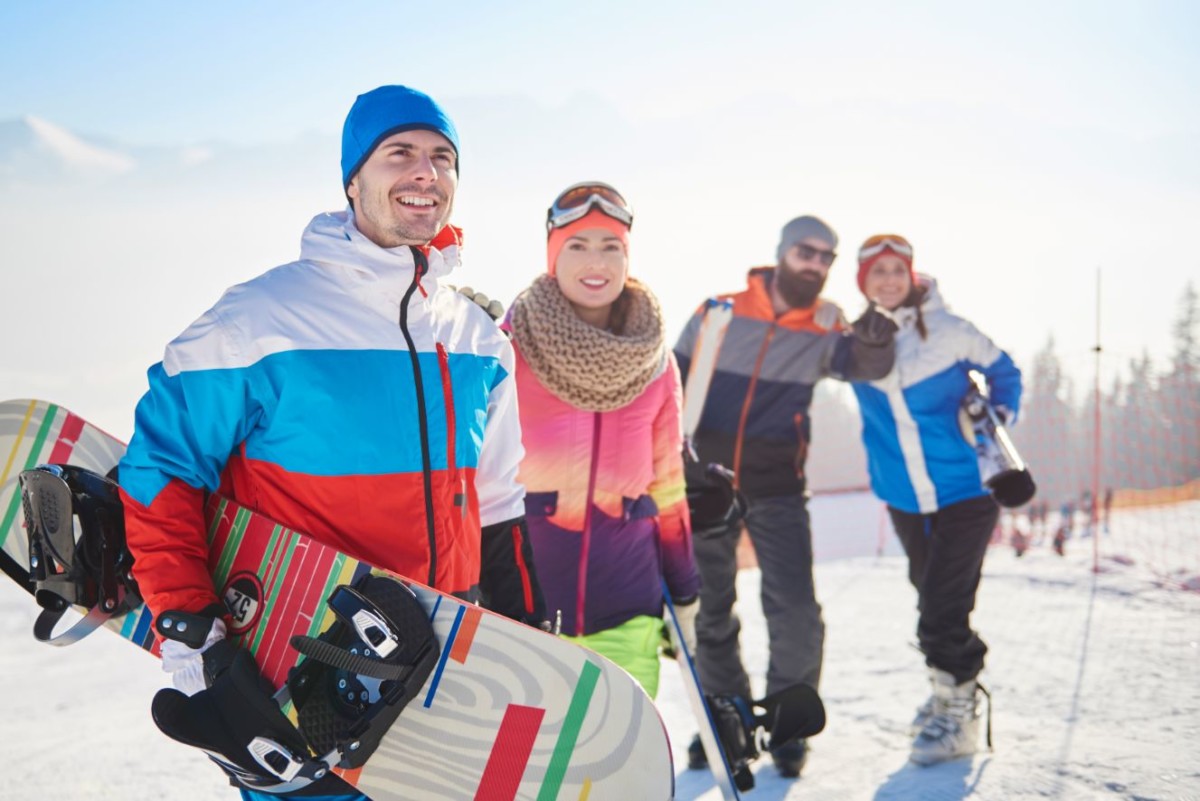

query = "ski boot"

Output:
[[910, 668, 992, 766]]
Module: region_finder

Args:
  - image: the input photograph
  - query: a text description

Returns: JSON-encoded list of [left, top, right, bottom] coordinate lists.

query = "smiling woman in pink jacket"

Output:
[[503, 182, 700, 697]]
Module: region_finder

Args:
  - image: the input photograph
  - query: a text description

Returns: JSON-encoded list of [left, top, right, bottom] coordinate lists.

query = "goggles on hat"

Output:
[[858, 235, 913, 262], [547, 182, 633, 232]]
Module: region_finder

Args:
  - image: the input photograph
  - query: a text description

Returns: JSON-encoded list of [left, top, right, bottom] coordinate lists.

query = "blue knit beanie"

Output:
[[340, 85, 460, 188]]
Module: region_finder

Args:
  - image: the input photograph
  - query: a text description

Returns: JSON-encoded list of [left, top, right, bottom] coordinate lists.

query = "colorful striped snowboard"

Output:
[[1, 399, 675, 799]]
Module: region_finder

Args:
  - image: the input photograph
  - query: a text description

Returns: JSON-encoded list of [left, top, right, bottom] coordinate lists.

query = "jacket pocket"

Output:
[[525, 491, 558, 517], [622, 494, 660, 522]]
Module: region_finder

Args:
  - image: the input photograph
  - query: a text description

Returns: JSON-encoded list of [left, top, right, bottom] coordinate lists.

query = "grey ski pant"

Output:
[[693, 492, 824, 699]]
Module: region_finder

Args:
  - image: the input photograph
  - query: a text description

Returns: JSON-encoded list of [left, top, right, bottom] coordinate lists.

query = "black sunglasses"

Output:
[[793, 243, 837, 267]]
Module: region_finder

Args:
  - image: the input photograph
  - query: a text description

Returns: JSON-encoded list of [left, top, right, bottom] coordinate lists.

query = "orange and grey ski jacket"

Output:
[[674, 267, 895, 499]]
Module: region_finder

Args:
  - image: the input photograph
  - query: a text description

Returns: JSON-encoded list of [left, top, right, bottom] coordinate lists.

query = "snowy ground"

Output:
[[1, 494, 1197, 800]]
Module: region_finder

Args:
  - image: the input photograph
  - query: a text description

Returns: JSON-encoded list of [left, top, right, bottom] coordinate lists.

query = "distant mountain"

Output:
[[0, 115, 338, 193], [0, 115, 136, 179]]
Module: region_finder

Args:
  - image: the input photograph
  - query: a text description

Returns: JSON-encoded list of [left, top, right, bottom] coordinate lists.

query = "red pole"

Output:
[[1092, 268, 1102, 573]]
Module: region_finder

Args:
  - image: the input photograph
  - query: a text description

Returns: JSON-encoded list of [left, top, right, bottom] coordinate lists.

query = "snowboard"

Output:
[[680, 297, 734, 458], [961, 372, 1036, 508], [1, 399, 675, 800], [663, 587, 825, 797]]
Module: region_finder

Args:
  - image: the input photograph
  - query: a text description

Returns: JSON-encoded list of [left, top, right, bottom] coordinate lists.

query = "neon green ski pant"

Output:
[[562, 614, 664, 698]]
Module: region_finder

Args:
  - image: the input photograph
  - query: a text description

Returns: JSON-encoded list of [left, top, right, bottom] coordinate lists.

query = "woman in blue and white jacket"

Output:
[[850, 234, 1022, 767]]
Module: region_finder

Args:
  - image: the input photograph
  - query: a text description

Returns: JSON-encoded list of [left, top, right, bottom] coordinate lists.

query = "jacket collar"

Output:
[[740, 267, 836, 331], [892, 273, 945, 330], [298, 208, 462, 285]]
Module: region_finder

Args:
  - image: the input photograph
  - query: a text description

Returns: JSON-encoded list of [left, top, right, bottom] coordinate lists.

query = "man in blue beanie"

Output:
[[340, 84, 461, 247], [118, 85, 546, 800]]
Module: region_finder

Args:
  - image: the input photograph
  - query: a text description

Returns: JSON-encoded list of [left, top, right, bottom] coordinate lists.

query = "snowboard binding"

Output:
[[287, 572, 439, 769], [18, 464, 142, 645], [152, 618, 331, 795], [707, 683, 827, 791], [152, 572, 438, 794]]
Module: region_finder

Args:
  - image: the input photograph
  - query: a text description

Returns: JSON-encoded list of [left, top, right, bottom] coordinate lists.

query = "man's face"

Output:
[[776, 236, 836, 308], [347, 129, 458, 248]]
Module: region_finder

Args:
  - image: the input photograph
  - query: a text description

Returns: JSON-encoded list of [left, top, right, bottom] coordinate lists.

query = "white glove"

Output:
[[160, 617, 226, 696], [668, 597, 700, 658], [455, 285, 505, 321]]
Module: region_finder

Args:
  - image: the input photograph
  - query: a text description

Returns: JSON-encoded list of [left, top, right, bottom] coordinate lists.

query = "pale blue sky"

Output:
[[2, 1, 1198, 434], [4, 1, 1197, 145]]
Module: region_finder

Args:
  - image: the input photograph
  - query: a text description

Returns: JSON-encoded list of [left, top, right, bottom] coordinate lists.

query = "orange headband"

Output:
[[546, 209, 630, 274]]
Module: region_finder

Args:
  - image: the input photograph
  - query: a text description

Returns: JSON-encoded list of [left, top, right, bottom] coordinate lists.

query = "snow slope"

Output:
[[1, 495, 1196, 800]]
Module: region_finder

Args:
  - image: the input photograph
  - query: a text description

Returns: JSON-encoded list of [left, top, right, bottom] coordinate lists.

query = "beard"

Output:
[[775, 266, 827, 309]]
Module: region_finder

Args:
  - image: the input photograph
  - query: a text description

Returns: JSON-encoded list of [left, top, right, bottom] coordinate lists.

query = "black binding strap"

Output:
[[289, 635, 408, 682]]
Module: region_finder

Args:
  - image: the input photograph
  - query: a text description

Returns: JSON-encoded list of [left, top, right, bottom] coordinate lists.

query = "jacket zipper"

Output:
[[401, 247, 438, 587], [577, 412, 602, 635], [732, 323, 776, 488]]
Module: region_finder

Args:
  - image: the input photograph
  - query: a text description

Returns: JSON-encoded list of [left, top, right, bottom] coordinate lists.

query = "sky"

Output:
[[1, 0, 1199, 437], [3, 493, 1198, 798]]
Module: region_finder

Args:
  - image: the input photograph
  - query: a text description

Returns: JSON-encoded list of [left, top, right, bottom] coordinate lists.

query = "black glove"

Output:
[[686, 463, 747, 535], [479, 517, 548, 627], [151, 640, 323, 792], [851, 302, 898, 347]]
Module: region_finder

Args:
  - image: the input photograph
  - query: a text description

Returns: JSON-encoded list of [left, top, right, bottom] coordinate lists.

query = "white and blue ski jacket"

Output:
[[119, 210, 533, 619], [851, 276, 1022, 515]]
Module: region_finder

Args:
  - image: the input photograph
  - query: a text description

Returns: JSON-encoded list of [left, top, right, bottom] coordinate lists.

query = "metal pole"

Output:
[[1092, 268, 1102, 573]]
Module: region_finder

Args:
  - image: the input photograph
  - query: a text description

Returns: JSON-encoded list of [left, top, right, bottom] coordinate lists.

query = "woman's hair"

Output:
[[902, 284, 929, 340], [606, 284, 633, 335]]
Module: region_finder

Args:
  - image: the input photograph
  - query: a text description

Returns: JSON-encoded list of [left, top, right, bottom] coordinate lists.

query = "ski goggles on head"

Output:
[[858, 235, 913, 263], [546, 182, 634, 232]]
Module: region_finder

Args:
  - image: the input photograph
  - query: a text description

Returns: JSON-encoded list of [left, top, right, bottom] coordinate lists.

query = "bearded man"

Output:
[[673, 214, 897, 778]]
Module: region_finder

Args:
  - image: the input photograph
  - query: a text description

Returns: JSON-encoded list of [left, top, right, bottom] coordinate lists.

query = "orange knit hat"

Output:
[[857, 234, 914, 294]]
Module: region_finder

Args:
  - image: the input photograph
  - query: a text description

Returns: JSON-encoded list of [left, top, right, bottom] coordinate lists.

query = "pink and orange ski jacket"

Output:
[[505, 339, 700, 638]]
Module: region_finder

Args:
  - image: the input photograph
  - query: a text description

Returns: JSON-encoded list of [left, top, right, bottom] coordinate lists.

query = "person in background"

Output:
[[850, 234, 1022, 766], [503, 182, 701, 697], [674, 215, 898, 777], [119, 85, 546, 800]]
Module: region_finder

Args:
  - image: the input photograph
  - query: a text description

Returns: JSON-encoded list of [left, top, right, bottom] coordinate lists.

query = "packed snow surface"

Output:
[[1, 496, 1196, 800]]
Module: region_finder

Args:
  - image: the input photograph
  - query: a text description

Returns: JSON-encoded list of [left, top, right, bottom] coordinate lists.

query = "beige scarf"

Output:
[[509, 274, 666, 412]]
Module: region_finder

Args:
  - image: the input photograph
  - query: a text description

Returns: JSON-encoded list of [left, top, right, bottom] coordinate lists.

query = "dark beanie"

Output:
[[776, 215, 838, 262]]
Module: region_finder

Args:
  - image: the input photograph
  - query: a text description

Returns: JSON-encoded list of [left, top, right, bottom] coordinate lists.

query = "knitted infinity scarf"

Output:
[[509, 274, 666, 412]]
